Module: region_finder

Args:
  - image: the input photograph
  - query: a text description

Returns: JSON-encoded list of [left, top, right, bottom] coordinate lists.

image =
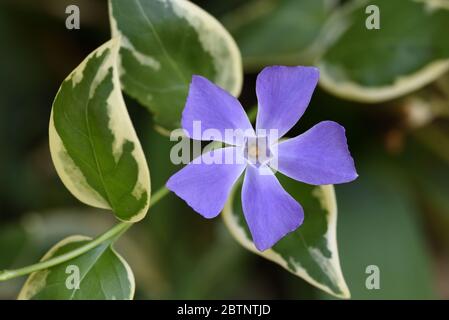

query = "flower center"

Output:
[[244, 136, 272, 167]]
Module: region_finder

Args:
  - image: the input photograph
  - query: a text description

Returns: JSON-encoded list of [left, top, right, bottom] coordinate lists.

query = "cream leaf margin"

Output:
[[222, 184, 350, 299], [317, 0, 449, 103], [17, 235, 135, 300], [49, 38, 151, 222]]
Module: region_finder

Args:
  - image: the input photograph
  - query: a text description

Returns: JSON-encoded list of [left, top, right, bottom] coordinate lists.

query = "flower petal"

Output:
[[241, 165, 304, 251], [182, 76, 254, 145], [273, 121, 358, 185], [167, 147, 246, 218], [256, 66, 319, 138]]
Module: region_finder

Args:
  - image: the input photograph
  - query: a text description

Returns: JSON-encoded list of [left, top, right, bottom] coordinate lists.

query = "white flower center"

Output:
[[244, 136, 272, 167]]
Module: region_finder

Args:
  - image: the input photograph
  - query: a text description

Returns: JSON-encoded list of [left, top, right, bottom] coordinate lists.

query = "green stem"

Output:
[[0, 105, 255, 282], [149, 185, 170, 205], [0, 186, 169, 282], [247, 106, 258, 123]]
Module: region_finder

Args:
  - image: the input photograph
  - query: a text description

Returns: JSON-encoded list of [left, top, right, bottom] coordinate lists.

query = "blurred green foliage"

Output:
[[1, 0, 449, 299]]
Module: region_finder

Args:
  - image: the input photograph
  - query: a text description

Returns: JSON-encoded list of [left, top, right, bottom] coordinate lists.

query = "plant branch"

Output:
[[0, 186, 169, 281], [0, 103, 255, 282]]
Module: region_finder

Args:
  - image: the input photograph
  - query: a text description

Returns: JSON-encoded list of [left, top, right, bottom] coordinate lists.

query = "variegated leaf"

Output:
[[109, 0, 243, 134], [318, 0, 449, 102], [225, 0, 337, 71], [222, 175, 350, 299], [18, 236, 135, 300], [49, 38, 150, 222]]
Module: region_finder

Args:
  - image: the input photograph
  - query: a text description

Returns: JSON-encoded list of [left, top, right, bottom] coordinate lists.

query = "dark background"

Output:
[[0, 0, 448, 299]]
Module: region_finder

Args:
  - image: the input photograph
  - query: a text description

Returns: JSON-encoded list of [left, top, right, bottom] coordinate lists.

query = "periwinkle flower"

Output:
[[167, 66, 358, 251]]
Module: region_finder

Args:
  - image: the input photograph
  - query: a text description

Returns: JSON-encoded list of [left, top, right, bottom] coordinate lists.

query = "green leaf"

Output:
[[18, 236, 135, 300], [324, 155, 435, 299], [49, 38, 151, 222], [225, 0, 337, 70], [109, 0, 243, 134], [222, 175, 350, 299], [318, 0, 449, 102]]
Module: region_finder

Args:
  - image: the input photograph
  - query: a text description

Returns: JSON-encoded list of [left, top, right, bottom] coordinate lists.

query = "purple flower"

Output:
[[167, 66, 358, 251]]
